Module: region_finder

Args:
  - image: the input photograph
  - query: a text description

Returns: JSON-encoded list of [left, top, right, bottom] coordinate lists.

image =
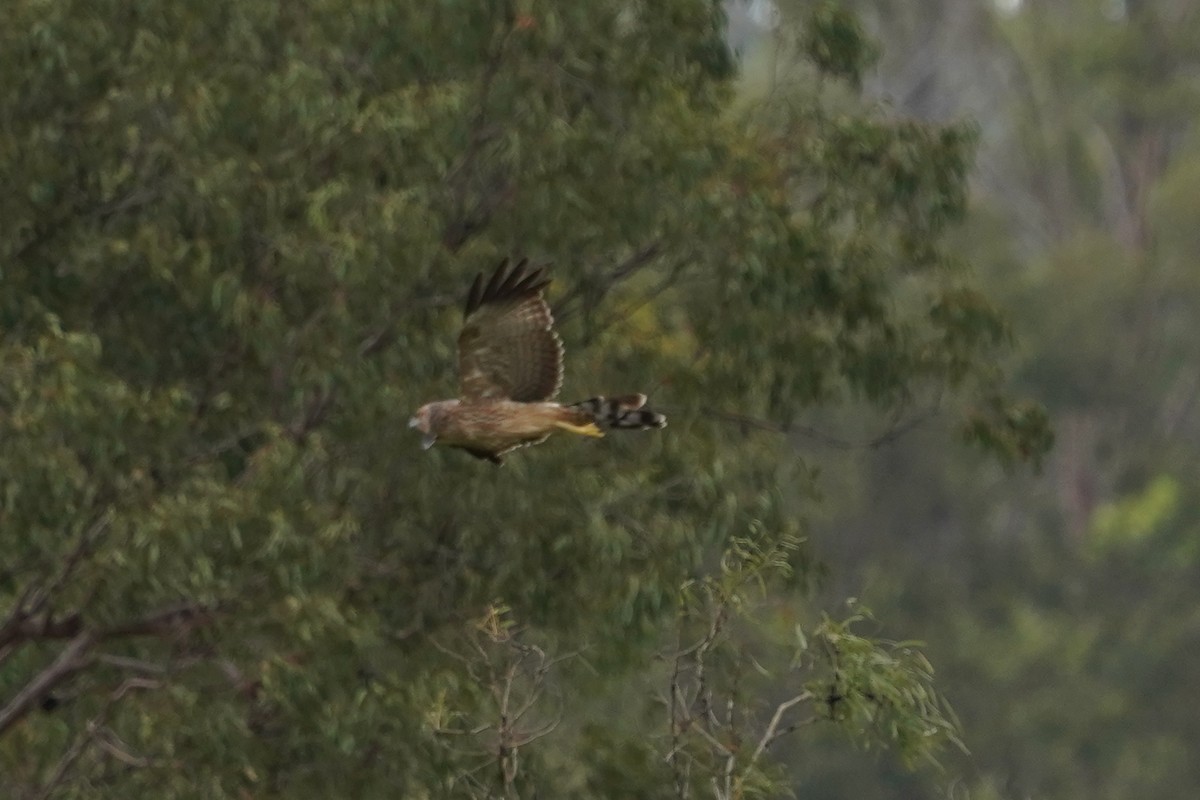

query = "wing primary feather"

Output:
[[464, 272, 484, 317], [501, 258, 532, 296], [497, 262, 521, 296], [462, 257, 552, 324], [515, 264, 552, 297], [512, 268, 545, 294], [481, 259, 509, 305], [456, 256, 562, 403]]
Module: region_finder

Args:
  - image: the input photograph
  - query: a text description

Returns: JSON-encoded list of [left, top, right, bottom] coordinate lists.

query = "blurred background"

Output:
[[734, 1, 1200, 797], [2, 1, 1197, 798]]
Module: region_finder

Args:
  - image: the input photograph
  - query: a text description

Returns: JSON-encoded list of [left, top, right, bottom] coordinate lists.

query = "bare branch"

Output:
[[96, 654, 168, 676], [686, 718, 735, 757], [762, 714, 821, 745], [101, 601, 217, 640], [30, 718, 96, 800], [355, 290, 460, 357], [288, 384, 337, 442], [95, 727, 152, 768], [746, 692, 812, 772], [668, 624, 690, 800], [511, 714, 560, 748], [28, 675, 162, 800], [0, 515, 110, 656], [1, 601, 217, 737], [441, 12, 522, 253], [552, 241, 665, 325], [0, 631, 96, 736], [430, 608, 572, 798]]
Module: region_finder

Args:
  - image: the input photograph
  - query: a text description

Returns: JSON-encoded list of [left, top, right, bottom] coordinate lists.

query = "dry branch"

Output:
[[0, 601, 217, 738]]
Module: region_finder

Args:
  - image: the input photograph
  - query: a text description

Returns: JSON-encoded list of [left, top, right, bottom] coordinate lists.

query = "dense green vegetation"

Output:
[[753, 1, 1200, 798], [9, 0, 1193, 798]]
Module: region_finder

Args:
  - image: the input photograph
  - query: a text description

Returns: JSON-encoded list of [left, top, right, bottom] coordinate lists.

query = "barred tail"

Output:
[[566, 394, 666, 431]]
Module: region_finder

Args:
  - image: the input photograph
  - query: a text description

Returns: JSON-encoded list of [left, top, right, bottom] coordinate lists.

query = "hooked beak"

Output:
[[409, 417, 437, 450]]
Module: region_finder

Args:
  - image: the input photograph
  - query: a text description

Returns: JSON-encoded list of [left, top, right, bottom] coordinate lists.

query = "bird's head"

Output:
[[408, 403, 438, 450]]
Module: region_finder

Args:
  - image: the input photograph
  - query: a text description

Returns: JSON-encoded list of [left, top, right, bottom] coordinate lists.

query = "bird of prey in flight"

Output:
[[409, 259, 666, 465]]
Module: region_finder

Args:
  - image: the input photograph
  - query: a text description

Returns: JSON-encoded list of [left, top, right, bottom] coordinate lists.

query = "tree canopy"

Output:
[[1, 2, 1048, 797], [760, 1, 1200, 798]]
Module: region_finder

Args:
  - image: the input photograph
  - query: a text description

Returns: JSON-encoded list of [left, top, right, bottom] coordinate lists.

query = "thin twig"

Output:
[[30, 676, 162, 798], [552, 240, 665, 324], [745, 693, 811, 771], [700, 404, 942, 450], [96, 654, 168, 676], [668, 621, 689, 799], [441, 11, 520, 253]]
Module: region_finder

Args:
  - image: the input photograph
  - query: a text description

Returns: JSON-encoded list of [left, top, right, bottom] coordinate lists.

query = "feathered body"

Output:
[[409, 260, 665, 464]]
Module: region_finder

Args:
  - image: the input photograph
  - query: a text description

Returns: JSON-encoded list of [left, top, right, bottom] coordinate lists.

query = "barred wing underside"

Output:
[[456, 259, 563, 402]]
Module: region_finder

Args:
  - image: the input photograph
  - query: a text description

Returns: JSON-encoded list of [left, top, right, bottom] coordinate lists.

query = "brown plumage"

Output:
[[409, 259, 666, 465]]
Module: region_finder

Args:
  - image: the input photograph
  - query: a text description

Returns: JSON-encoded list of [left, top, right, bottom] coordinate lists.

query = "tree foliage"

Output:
[[770, 1, 1200, 798], [1, 1, 1045, 797]]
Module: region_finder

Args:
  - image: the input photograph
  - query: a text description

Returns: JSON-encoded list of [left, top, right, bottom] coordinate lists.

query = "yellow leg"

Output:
[[554, 420, 605, 438]]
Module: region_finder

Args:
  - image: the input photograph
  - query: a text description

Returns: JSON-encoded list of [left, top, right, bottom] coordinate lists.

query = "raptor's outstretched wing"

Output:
[[457, 259, 563, 402]]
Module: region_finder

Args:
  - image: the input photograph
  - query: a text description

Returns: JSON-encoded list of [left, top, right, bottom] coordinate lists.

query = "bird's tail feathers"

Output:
[[566, 394, 666, 431]]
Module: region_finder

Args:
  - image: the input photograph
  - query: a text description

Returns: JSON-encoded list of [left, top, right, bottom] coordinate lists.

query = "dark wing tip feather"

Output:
[[482, 259, 509, 301], [516, 269, 552, 297], [463, 258, 552, 318], [464, 272, 485, 317]]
